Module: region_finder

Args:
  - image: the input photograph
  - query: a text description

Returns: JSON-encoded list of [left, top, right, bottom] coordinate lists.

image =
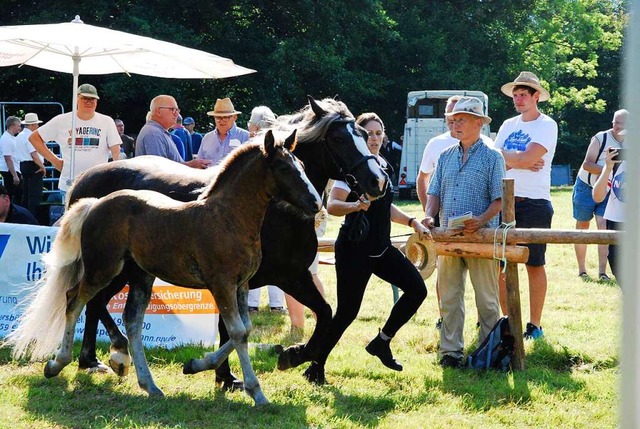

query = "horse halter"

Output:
[[321, 119, 379, 195]]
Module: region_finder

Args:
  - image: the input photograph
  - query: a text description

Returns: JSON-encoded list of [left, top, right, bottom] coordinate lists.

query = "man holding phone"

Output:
[[593, 141, 626, 284], [572, 109, 627, 281]]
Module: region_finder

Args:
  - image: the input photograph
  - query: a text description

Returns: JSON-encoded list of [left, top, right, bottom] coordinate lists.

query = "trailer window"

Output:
[[408, 98, 448, 119]]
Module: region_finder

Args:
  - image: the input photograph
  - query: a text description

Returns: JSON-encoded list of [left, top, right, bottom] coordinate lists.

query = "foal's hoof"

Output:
[[43, 361, 62, 379], [183, 359, 198, 375], [216, 375, 244, 392], [277, 344, 305, 370], [302, 363, 326, 385], [109, 351, 132, 377]]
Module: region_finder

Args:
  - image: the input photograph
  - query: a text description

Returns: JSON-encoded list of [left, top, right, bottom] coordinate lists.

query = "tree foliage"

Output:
[[0, 0, 629, 170]]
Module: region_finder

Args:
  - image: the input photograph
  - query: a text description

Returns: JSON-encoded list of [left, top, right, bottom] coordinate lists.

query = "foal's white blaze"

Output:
[[347, 123, 388, 194], [290, 152, 322, 210]]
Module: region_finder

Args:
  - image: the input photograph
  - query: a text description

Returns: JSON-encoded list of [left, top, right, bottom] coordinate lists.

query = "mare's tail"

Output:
[[5, 198, 98, 360]]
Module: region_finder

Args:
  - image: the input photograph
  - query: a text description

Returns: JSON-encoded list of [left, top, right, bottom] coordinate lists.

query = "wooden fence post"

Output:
[[502, 178, 525, 371]]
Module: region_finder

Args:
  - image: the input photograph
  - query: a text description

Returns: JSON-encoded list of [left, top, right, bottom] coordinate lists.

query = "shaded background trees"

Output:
[[0, 0, 628, 172]]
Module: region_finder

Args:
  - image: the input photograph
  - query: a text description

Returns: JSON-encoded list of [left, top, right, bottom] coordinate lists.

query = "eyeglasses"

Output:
[[215, 115, 233, 121], [159, 107, 180, 114], [79, 96, 97, 102]]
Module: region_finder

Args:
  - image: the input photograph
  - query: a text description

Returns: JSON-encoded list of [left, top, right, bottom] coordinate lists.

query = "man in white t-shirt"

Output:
[[493, 71, 558, 341], [572, 109, 627, 281], [15, 113, 47, 216], [29, 84, 122, 203], [0, 116, 23, 201]]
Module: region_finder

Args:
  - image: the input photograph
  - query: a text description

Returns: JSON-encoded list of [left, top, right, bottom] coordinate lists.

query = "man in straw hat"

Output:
[[493, 71, 558, 341], [15, 113, 47, 216], [417, 95, 494, 330], [197, 97, 250, 165], [423, 96, 505, 368]]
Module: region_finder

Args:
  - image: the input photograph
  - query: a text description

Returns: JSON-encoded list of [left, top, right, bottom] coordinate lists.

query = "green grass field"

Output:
[[0, 186, 621, 428]]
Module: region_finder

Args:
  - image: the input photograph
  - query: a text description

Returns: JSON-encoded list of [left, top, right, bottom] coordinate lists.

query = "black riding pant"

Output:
[[318, 236, 427, 363], [606, 219, 622, 282]]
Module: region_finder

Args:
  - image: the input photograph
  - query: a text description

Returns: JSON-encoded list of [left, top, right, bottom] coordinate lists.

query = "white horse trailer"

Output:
[[398, 90, 491, 199]]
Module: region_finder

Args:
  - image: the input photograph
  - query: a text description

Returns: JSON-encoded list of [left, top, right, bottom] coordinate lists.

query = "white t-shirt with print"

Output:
[[38, 112, 121, 191], [603, 161, 624, 223], [494, 113, 558, 200]]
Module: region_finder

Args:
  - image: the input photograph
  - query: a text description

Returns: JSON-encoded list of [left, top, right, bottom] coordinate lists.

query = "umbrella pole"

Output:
[[68, 53, 79, 187]]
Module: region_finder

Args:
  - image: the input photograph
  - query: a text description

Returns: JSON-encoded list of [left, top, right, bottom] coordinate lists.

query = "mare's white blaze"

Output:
[[291, 152, 322, 210], [347, 123, 388, 194], [348, 123, 371, 157]]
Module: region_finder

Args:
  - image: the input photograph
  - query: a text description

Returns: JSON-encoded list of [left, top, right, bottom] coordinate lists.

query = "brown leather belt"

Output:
[[514, 197, 529, 203]]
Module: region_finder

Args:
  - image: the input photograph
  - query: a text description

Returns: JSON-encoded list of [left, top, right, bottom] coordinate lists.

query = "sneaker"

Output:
[[248, 306, 259, 313], [579, 272, 589, 279], [270, 307, 288, 314], [523, 322, 544, 340], [599, 273, 611, 281], [439, 355, 463, 369], [435, 318, 442, 330], [365, 332, 403, 371]]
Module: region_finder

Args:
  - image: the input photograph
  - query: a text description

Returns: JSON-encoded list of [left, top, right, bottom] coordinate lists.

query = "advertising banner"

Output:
[[0, 223, 218, 348]]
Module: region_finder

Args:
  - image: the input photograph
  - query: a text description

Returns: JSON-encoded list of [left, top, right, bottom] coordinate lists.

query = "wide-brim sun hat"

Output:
[[207, 97, 242, 117], [22, 112, 43, 125], [501, 71, 550, 102], [444, 96, 492, 125], [404, 232, 437, 280]]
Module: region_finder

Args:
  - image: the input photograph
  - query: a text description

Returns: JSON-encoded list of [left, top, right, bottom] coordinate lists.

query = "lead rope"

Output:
[[494, 221, 516, 273]]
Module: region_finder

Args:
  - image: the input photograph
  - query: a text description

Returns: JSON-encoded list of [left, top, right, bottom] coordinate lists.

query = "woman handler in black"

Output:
[[324, 112, 430, 372]]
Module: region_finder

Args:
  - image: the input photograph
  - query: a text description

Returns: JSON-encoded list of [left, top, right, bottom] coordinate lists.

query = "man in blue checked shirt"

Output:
[[423, 96, 506, 369]]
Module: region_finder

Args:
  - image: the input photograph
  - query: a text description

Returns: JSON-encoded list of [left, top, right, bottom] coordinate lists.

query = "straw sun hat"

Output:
[[403, 232, 437, 280], [207, 97, 242, 117], [501, 71, 550, 102]]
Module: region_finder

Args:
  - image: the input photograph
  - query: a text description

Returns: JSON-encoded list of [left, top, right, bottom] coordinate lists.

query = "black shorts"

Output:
[[514, 198, 554, 266]]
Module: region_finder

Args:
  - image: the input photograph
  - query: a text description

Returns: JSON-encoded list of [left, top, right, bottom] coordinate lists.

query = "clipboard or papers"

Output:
[[448, 211, 473, 229]]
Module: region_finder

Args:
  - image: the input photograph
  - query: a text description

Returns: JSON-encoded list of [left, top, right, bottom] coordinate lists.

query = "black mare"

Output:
[[8, 131, 322, 404], [68, 97, 388, 385]]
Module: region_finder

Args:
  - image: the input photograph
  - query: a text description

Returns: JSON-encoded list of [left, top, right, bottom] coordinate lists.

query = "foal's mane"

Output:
[[198, 142, 265, 200], [274, 98, 355, 146]]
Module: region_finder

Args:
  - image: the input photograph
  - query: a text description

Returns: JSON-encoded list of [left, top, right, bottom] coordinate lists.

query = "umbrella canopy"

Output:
[[0, 15, 255, 182], [0, 15, 255, 79]]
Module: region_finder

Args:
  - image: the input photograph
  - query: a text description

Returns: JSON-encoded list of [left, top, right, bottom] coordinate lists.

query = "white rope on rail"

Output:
[[494, 221, 516, 273]]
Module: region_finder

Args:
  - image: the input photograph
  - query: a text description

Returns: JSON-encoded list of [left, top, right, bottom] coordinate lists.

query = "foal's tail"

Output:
[[5, 198, 98, 361]]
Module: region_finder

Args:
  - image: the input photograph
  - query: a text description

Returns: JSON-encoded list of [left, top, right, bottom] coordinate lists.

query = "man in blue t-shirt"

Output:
[[171, 115, 193, 161], [183, 116, 204, 154]]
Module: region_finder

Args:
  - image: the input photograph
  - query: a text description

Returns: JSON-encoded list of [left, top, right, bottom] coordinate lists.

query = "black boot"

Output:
[[365, 332, 403, 371]]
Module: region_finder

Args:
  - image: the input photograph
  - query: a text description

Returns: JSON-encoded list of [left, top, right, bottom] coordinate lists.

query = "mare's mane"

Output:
[[198, 142, 265, 200], [274, 98, 354, 147]]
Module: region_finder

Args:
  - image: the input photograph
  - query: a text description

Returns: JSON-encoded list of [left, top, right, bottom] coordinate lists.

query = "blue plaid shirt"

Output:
[[428, 139, 505, 228]]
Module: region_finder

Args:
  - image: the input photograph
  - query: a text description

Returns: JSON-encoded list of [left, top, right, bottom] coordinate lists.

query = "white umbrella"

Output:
[[0, 15, 256, 183]]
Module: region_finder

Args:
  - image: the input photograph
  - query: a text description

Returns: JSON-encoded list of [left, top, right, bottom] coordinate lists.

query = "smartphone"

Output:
[[608, 147, 625, 161]]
